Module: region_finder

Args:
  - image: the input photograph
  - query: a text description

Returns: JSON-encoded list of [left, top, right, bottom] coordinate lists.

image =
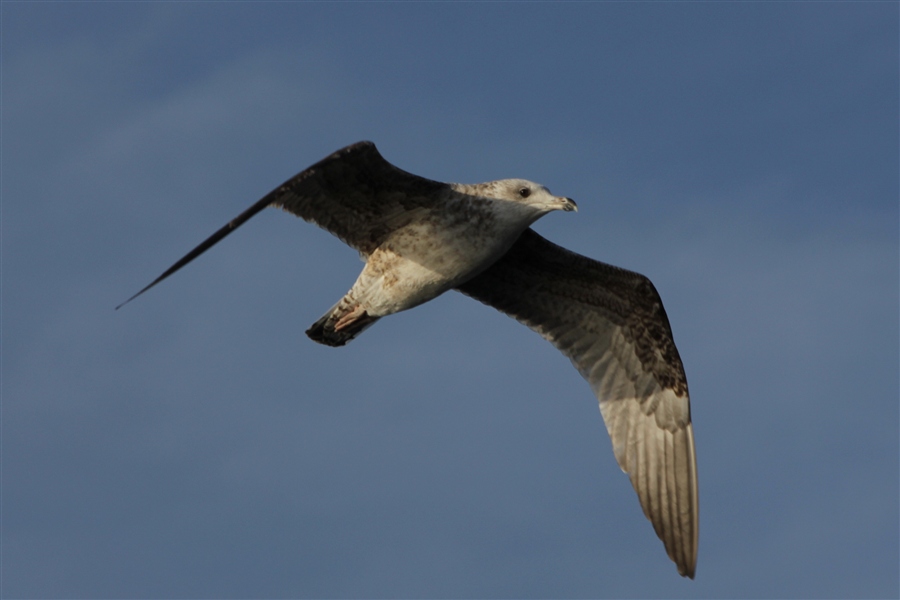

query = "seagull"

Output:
[[118, 141, 699, 578]]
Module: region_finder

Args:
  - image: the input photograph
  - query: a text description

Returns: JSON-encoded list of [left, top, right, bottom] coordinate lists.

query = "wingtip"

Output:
[[115, 281, 156, 311], [115, 293, 137, 311], [678, 560, 697, 579]]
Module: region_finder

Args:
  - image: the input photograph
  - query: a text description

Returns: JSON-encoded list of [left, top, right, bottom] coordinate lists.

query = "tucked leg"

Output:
[[306, 295, 380, 347]]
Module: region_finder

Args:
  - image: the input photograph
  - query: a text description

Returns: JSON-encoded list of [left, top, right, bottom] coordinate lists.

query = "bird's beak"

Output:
[[558, 197, 578, 212]]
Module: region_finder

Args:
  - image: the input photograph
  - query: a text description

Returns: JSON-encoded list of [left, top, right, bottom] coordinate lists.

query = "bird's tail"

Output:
[[305, 298, 380, 347]]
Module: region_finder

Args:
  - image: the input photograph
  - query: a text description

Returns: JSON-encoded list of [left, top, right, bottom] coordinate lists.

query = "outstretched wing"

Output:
[[456, 228, 699, 578], [117, 141, 447, 308]]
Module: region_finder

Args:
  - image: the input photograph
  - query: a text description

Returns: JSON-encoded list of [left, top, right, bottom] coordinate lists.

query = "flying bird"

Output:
[[119, 141, 699, 578]]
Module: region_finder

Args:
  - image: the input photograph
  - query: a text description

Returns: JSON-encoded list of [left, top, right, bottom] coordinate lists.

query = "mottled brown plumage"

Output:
[[270, 142, 449, 256], [119, 141, 698, 578]]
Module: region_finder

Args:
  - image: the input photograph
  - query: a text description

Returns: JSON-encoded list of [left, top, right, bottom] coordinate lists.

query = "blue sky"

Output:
[[3, 3, 897, 598]]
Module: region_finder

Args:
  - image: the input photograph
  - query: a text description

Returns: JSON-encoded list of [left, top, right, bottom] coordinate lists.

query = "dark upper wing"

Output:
[[117, 141, 447, 308], [456, 228, 699, 578], [269, 141, 447, 254]]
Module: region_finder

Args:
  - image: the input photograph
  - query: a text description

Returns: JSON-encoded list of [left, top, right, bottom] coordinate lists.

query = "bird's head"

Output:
[[488, 179, 578, 215]]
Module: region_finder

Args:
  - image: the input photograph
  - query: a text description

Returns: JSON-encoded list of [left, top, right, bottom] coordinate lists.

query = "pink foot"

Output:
[[333, 305, 369, 332]]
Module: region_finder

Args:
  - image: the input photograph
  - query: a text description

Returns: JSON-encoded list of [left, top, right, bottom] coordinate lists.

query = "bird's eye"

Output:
[[518, 187, 531, 198]]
